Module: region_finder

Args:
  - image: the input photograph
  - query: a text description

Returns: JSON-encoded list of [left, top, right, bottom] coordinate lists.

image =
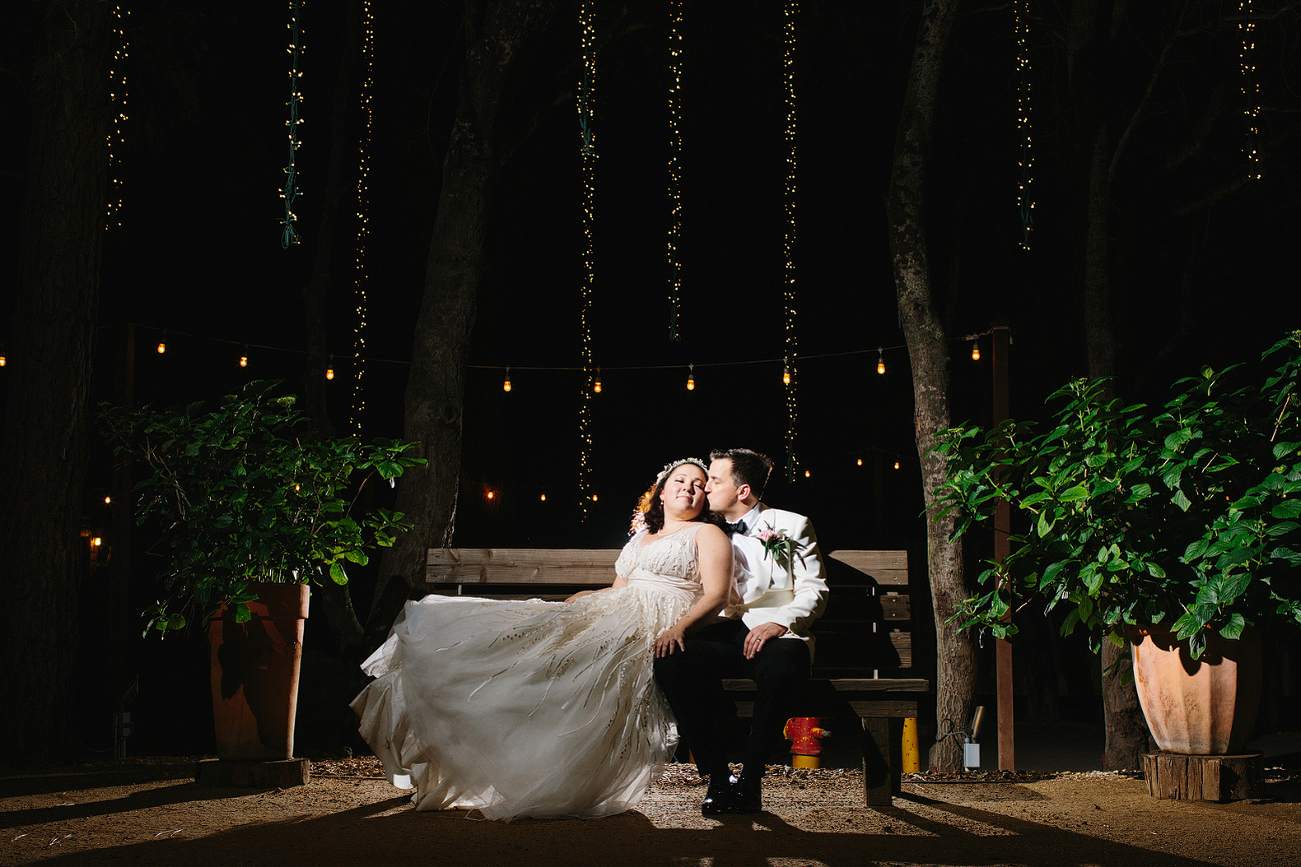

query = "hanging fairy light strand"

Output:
[[1240, 0, 1262, 180], [667, 0, 684, 341], [105, 5, 130, 229], [782, 1, 800, 481], [577, 0, 598, 519], [280, 0, 305, 248], [352, 0, 375, 436], [1015, 0, 1034, 248]]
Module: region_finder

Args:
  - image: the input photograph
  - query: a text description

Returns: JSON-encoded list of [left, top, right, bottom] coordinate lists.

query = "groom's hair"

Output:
[[710, 448, 773, 499]]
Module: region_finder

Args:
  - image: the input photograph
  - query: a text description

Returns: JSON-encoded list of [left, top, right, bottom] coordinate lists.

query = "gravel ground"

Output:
[[3, 757, 1301, 866]]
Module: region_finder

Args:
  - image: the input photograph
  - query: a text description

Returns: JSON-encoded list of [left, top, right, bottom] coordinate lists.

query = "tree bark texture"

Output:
[[0, 0, 111, 759], [885, 0, 975, 773], [365, 0, 560, 650]]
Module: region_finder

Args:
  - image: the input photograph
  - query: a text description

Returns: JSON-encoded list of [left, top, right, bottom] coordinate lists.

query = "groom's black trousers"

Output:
[[653, 618, 810, 779]]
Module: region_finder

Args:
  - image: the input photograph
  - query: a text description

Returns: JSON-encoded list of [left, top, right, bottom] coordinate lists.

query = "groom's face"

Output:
[[706, 459, 743, 517]]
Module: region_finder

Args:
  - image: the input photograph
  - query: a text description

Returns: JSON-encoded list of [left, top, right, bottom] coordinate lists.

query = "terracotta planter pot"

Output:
[[1128, 625, 1262, 755], [208, 583, 310, 761]]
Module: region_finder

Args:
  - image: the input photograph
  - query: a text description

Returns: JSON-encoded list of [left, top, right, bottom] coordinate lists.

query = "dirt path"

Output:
[[3, 758, 1300, 866]]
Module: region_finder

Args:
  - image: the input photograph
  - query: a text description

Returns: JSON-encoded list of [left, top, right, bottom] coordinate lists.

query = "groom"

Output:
[[654, 448, 828, 815]]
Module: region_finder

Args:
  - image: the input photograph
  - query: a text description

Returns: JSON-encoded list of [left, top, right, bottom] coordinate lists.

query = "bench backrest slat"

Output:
[[425, 547, 915, 679]]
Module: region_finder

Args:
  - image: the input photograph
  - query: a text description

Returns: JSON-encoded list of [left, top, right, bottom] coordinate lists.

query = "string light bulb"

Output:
[[326, 356, 335, 380], [1015, 0, 1034, 248], [594, 368, 602, 393], [857, 457, 863, 466], [0, 352, 6, 367], [540, 493, 547, 502], [239, 345, 249, 368], [104, 495, 112, 505], [783, 359, 792, 386], [686, 364, 695, 391], [971, 339, 980, 361], [352, 0, 375, 436], [156, 335, 166, 354], [877, 348, 885, 375], [280, 0, 305, 248], [894, 460, 901, 470], [486, 490, 496, 500], [781, 0, 800, 482], [804, 469, 811, 478], [503, 367, 512, 393], [666, 0, 684, 339], [576, 0, 598, 519]]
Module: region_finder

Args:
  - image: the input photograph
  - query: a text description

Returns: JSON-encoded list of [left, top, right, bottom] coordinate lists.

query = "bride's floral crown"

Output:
[[629, 457, 708, 534]]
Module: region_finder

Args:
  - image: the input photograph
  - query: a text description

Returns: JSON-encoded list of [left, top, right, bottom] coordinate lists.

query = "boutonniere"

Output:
[[755, 529, 803, 575]]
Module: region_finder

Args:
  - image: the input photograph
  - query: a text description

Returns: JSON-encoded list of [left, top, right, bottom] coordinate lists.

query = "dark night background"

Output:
[[4, 1, 1301, 757]]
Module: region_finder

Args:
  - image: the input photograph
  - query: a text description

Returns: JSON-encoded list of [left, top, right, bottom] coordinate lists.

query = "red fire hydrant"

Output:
[[784, 717, 829, 769]]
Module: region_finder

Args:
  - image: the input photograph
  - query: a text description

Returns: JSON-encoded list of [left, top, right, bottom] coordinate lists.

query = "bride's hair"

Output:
[[634, 459, 723, 535]]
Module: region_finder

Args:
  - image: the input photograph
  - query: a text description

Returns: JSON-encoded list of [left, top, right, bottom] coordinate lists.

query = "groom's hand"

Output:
[[743, 622, 788, 659]]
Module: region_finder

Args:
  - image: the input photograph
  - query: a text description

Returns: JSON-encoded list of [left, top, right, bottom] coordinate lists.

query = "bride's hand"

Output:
[[565, 590, 595, 603], [654, 624, 687, 657]]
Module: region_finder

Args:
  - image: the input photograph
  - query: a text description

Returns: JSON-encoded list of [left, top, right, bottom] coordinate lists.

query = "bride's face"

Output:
[[660, 465, 708, 520]]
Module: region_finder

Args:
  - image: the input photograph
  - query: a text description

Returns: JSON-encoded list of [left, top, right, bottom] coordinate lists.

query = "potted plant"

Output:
[[101, 380, 425, 761], [934, 333, 1301, 755]]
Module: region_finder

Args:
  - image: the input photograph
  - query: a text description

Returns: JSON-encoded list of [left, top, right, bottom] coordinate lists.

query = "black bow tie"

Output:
[[726, 520, 748, 536]]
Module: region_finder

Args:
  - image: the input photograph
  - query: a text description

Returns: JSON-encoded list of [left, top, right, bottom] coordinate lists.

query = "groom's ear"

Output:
[[737, 483, 752, 501]]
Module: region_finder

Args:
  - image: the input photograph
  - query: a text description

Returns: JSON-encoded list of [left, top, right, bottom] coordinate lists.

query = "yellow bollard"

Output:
[[901, 717, 920, 773]]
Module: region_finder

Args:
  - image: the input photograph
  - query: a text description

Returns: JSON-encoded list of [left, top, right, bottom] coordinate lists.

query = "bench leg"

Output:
[[862, 717, 904, 807]]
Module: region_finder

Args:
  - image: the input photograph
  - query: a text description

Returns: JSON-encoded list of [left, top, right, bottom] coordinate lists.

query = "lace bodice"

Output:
[[616, 525, 702, 579], [614, 525, 704, 607]]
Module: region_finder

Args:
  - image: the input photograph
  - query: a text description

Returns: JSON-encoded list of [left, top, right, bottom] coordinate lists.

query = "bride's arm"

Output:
[[654, 525, 732, 657], [565, 574, 628, 603]]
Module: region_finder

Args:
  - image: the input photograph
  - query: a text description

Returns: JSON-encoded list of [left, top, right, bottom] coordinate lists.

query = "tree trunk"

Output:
[[0, 0, 110, 760], [886, 0, 975, 773], [365, 0, 560, 650]]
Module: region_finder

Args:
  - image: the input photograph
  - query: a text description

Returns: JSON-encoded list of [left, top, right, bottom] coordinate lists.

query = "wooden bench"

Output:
[[425, 547, 929, 806]]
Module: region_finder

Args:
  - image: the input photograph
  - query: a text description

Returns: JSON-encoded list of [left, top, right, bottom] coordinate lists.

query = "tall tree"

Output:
[[364, 0, 564, 648], [0, 0, 111, 759], [886, 0, 975, 772]]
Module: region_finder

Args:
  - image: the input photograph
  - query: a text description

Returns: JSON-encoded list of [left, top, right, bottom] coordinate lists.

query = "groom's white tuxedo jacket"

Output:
[[723, 504, 829, 651]]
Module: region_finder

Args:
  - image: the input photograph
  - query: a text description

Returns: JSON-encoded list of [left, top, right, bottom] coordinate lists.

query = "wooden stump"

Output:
[[1142, 751, 1262, 802]]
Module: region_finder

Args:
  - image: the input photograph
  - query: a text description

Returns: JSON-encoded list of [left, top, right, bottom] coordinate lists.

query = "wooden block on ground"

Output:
[[196, 758, 310, 788], [1142, 751, 1263, 802]]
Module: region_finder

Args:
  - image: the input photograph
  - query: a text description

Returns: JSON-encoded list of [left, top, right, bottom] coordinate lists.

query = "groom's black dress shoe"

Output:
[[701, 776, 734, 816], [730, 773, 763, 813]]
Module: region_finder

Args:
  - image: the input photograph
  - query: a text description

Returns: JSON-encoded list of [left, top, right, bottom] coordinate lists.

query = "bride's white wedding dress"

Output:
[[351, 524, 707, 820]]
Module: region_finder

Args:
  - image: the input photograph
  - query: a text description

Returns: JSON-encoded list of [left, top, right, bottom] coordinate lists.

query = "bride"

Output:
[[351, 458, 733, 820]]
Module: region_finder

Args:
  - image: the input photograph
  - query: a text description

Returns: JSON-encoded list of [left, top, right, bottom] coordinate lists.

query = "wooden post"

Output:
[[991, 323, 1014, 770]]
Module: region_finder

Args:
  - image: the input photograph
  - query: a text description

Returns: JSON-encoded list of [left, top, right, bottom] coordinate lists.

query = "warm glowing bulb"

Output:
[[686, 363, 695, 391], [592, 494, 598, 502], [783, 361, 792, 386], [857, 458, 863, 466], [0, 356, 6, 367], [804, 469, 810, 478], [503, 367, 512, 392], [877, 348, 885, 375], [104, 495, 112, 505], [91, 537, 102, 548], [239, 355, 249, 368], [971, 341, 980, 361], [894, 461, 901, 470], [594, 369, 602, 393], [156, 341, 166, 354], [326, 366, 335, 380], [487, 491, 495, 500], [540, 493, 547, 502]]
